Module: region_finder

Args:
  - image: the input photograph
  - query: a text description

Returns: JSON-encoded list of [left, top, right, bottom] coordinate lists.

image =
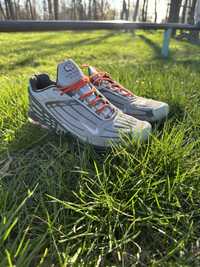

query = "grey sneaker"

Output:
[[28, 59, 152, 148], [87, 66, 169, 122]]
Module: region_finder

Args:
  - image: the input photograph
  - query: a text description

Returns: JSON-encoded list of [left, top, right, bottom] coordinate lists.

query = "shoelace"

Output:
[[90, 72, 133, 97], [58, 75, 113, 116]]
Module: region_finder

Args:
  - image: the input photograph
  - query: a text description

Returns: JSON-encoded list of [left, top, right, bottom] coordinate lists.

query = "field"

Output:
[[0, 30, 200, 266]]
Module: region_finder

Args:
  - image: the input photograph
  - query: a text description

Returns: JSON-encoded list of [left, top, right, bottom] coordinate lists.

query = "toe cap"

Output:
[[133, 120, 152, 142], [152, 102, 169, 122]]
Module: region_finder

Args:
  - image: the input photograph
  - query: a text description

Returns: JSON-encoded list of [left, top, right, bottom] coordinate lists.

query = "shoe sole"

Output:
[[28, 94, 151, 148], [28, 116, 49, 130], [28, 113, 109, 152]]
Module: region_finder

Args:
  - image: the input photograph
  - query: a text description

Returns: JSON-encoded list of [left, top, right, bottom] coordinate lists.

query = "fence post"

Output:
[[161, 28, 172, 58]]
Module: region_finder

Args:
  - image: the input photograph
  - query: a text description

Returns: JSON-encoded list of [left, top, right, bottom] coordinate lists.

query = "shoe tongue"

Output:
[[57, 60, 114, 119], [57, 59, 84, 87]]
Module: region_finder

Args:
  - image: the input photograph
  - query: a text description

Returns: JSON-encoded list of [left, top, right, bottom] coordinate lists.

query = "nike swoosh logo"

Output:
[[81, 123, 99, 135]]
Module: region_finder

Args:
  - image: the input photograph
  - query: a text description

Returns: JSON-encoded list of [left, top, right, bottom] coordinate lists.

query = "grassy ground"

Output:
[[0, 30, 200, 266]]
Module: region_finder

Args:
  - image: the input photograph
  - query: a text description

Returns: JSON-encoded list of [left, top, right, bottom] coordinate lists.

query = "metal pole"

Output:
[[161, 28, 172, 58]]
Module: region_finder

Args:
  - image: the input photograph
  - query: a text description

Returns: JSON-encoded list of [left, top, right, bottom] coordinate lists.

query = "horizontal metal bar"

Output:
[[0, 20, 200, 32]]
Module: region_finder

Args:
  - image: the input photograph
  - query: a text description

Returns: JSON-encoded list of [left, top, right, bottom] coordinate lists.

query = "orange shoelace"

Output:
[[58, 75, 112, 115], [90, 72, 133, 97]]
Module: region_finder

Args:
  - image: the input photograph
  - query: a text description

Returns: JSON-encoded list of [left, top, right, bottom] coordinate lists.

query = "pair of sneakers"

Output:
[[28, 59, 169, 148]]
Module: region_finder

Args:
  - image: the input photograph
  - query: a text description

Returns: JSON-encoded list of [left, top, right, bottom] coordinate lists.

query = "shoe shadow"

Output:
[[168, 101, 186, 122], [151, 101, 186, 132], [4, 120, 108, 194]]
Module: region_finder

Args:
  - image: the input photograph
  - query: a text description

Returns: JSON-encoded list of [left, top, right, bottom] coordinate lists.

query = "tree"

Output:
[[154, 0, 157, 22], [0, 1, 6, 19], [167, 0, 183, 35], [4, 0, 10, 19], [188, 0, 199, 40], [181, 0, 189, 23], [100, 0, 107, 19], [43, 0, 47, 19], [77, 0, 84, 20], [26, 0, 34, 19], [141, 0, 149, 21], [120, 0, 129, 20], [47, 0, 53, 19], [71, 0, 76, 19], [93, 0, 97, 19], [133, 0, 140, 21], [88, 0, 92, 19], [4, 0, 15, 19], [188, 0, 197, 23], [168, 0, 183, 22], [53, 0, 58, 20]]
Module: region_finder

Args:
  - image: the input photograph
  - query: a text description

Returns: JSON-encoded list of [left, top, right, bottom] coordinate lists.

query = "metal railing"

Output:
[[0, 20, 200, 32]]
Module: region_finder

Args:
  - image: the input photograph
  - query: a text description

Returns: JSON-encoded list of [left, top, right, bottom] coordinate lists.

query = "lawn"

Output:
[[0, 30, 200, 266]]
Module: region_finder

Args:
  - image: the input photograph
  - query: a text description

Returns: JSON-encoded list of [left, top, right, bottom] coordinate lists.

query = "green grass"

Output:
[[1, 30, 200, 266]]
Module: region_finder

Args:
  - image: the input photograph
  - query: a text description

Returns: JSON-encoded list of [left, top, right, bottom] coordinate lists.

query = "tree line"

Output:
[[0, 0, 199, 25], [0, 0, 116, 20], [120, 0, 199, 24]]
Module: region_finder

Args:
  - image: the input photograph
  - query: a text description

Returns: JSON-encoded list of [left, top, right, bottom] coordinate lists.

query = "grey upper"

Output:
[[28, 59, 152, 147], [88, 66, 169, 122]]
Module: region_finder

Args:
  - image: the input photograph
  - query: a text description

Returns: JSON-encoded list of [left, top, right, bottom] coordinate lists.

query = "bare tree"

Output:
[[43, 0, 47, 19], [181, 0, 189, 23], [5, 0, 15, 19], [141, 0, 149, 21], [100, 0, 108, 19], [188, 0, 198, 39], [154, 0, 157, 22], [93, 0, 97, 19], [127, 0, 130, 19], [0, 0, 123, 21], [99, 0, 104, 19], [26, 0, 34, 19], [168, 0, 183, 22], [53, 0, 58, 20], [188, 0, 197, 23], [4, 0, 10, 19], [13, 0, 18, 19], [88, 0, 92, 18], [121, 0, 129, 20], [0, 0, 6, 19], [77, 0, 84, 19], [47, 0, 53, 19], [71, 0, 76, 19], [133, 0, 140, 21], [145, 0, 149, 21]]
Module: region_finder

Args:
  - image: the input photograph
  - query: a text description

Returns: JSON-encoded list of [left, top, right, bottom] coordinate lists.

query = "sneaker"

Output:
[[87, 66, 169, 122], [28, 59, 151, 148]]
